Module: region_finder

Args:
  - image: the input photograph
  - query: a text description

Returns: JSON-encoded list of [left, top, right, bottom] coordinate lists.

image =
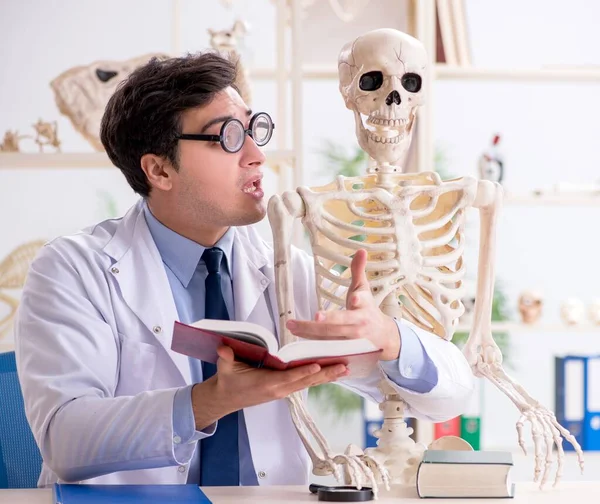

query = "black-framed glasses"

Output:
[[175, 112, 275, 153]]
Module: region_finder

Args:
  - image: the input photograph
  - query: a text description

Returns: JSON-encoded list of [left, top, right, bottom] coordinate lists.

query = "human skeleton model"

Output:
[[267, 29, 584, 497], [0, 240, 46, 339], [209, 20, 252, 106]]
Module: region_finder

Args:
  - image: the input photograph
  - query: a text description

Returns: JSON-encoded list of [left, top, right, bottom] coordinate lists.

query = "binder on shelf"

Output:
[[583, 356, 600, 451], [433, 416, 461, 439], [460, 377, 483, 450], [554, 355, 586, 451]]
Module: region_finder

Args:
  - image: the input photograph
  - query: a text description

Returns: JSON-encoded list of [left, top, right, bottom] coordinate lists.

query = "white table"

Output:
[[1, 482, 600, 503]]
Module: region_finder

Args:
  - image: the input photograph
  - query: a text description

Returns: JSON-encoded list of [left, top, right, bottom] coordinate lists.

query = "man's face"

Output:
[[172, 87, 267, 230]]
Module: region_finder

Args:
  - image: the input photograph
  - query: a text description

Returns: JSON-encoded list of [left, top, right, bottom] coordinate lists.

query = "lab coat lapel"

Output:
[[104, 202, 191, 384], [232, 228, 270, 322]]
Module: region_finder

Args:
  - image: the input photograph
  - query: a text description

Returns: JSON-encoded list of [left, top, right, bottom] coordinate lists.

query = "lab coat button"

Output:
[[153, 325, 162, 334], [111, 267, 119, 274], [260, 278, 268, 286], [178, 465, 186, 473], [258, 470, 267, 479], [173, 435, 181, 444]]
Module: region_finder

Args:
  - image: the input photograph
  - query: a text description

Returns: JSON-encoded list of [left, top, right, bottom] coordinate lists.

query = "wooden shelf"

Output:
[[250, 66, 338, 80], [504, 193, 600, 206], [436, 65, 600, 82], [0, 150, 296, 169], [456, 322, 600, 333], [251, 65, 600, 82]]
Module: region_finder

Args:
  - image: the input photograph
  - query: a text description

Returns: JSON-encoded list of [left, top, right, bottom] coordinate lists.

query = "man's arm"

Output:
[[15, 243, 194, 482], [288, 248, 474, 422], [16, 243, 347, 482]]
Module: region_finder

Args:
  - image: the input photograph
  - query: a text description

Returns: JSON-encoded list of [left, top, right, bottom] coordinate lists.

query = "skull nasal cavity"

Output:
[[386, 90, 401, 106]]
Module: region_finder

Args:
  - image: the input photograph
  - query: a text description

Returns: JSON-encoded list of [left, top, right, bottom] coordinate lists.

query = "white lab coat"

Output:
[[15, 199, 473, 487]]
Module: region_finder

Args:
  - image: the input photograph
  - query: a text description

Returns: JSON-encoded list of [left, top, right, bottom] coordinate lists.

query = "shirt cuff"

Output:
[[379, 320, 439, 393], [173, 385, 217, 450]]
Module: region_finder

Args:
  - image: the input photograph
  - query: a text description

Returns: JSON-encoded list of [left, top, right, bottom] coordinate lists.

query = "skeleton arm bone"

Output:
[[463, 180, 584, 488]]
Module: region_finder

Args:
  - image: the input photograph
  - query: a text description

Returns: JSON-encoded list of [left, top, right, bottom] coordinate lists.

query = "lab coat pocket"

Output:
[[117, 336, 158, 395]]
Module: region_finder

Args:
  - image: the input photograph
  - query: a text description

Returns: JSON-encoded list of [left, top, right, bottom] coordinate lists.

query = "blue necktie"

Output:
[[200, 247, 240, 486]]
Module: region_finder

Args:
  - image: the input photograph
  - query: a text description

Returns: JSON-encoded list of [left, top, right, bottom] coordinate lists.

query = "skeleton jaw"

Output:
[[353, 110, 415, 168]]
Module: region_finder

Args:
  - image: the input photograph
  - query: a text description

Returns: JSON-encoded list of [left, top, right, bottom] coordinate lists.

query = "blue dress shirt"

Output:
[[143, 202, 438, 486]]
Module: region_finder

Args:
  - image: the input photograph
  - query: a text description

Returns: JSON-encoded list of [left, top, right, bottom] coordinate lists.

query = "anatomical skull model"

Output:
[[267, 28, 584, 497], [518, 290, 543, 324], [589, 299, 600, 325], [560, 298, 585, 325]]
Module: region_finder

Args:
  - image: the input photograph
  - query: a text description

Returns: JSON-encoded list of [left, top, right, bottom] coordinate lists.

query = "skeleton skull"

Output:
[[518, 290, 543, 324], [560, 298, 584, 325], [338, 28, 427, 169]]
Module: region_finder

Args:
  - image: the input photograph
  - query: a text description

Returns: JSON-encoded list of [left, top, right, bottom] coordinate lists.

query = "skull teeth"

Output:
[[367, 132, 402, 144], [367, 117, 407, 127]]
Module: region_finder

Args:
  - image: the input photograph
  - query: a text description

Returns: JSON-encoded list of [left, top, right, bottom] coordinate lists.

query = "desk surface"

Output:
[[1, 482, 599, 503]]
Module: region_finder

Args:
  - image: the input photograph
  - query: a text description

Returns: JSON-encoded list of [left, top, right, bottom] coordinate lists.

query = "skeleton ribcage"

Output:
[[298, 172, 478, 340]]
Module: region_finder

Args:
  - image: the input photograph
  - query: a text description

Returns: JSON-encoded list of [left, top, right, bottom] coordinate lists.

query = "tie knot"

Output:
[[202, 247, 225, 274]]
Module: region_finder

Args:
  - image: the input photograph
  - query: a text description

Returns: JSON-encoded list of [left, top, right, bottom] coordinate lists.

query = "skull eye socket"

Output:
[[359, 71, 383, 91], [401, 73, 422, 93]]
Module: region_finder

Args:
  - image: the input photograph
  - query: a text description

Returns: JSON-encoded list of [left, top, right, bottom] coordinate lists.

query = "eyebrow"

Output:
[[200, 109, 253, 134]]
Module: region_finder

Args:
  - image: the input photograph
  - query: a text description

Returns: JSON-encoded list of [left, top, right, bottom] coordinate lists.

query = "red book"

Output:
[[434, 416, 462, 439], [171, 319, 383, 378]]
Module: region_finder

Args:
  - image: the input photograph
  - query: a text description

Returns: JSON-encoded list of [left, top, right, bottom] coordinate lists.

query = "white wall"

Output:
[[2, 0, 600, 474]]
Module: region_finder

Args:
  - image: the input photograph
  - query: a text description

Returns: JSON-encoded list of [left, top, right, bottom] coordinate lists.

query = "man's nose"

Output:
[[240, 134, 266, 167]]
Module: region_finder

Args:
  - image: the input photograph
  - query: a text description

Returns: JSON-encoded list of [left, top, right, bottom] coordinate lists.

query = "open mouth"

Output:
[[359, 113, 414, 144], [242, 174, 264, 198]]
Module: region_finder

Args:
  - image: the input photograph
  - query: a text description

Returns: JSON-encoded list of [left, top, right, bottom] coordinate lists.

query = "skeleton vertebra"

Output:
[[267, 28, 584, 497]]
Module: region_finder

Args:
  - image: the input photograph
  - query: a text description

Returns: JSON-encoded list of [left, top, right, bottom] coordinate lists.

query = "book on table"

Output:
[[416, 449, 515, 499], [171, 318, 383, 378]]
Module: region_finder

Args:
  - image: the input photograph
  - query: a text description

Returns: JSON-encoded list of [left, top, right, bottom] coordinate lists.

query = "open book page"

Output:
[[276, 338, 378, 363], [191, 318, 279, 354]]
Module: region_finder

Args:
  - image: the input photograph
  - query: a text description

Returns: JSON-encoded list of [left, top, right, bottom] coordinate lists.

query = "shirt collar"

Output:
[[143, 200, 234, 288]]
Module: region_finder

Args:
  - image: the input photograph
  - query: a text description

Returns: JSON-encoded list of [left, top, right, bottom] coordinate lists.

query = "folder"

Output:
[[53, 483, 212, 503], [554, 355, 586, 451], [583, 356, 600, 451]]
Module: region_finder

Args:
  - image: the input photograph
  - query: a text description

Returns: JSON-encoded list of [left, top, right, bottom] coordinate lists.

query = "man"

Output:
[[15, 53, 473, 488]]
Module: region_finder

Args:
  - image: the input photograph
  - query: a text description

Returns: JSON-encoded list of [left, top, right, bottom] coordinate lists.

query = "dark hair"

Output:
[[100, 52, 238, 197]]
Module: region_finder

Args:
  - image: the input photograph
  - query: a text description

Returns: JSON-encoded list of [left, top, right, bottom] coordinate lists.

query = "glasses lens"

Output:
[[223, 120, 245, 152], [252, 114, 272, 146]]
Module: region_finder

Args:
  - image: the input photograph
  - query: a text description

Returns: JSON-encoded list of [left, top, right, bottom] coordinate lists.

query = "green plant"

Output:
[[97, 190, 119, 219]]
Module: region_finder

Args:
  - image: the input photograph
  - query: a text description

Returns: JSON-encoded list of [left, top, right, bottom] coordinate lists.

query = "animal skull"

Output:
[[518, 290, 543, 324], [338, 28, 427, 169]]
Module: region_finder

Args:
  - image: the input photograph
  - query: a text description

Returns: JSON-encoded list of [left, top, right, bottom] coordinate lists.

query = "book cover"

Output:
[[53, 484, 211, 504], [171, 320, 382, 378], [555, 355, 586, 451], [421, 449, 513, 466], [583, 356, 600, 451]]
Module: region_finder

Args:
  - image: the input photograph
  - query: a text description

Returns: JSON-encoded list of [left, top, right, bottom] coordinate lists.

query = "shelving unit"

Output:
[[456, 322, 600, 333], [0, 150, 296, 170]]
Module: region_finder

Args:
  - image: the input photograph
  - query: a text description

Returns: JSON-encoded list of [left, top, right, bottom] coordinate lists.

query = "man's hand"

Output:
[[285, 248, 401, 362], [191, 346, 348, 430]]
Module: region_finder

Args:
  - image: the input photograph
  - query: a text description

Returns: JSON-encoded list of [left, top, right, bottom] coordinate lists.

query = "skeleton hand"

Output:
[[286, 249, 400, 361], [463, 336, 585, 488]]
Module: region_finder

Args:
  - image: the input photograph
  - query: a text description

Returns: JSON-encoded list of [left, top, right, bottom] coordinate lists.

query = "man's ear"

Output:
[[140, 154, 175, 192]]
